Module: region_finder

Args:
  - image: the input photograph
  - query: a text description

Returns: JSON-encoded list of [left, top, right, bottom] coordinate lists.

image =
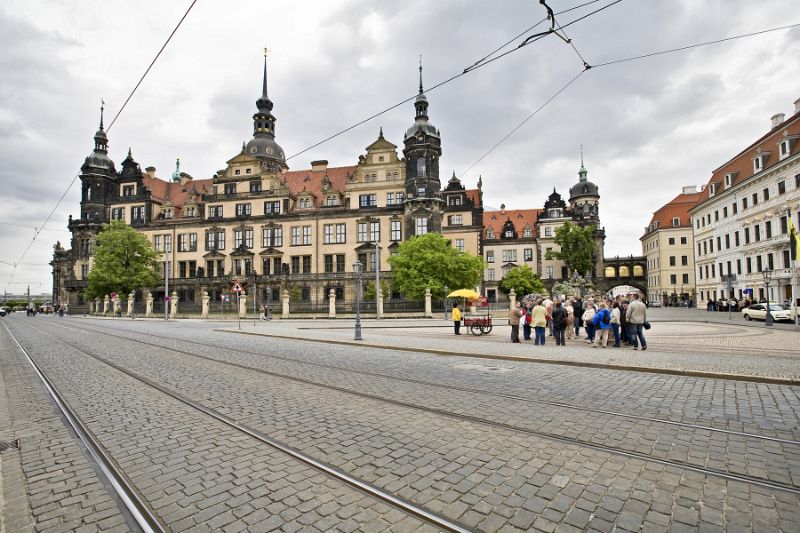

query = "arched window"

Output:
[[619, 265, 630, 277], [604, 266, 617, 278], [633, 265, 644, 276]]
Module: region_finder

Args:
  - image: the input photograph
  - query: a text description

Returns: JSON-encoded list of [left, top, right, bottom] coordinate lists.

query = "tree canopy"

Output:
[[387, 233, 483, 299], [544, 221, 596, 276], [498, 265, 545, 296], [85, 220, 162, 299]]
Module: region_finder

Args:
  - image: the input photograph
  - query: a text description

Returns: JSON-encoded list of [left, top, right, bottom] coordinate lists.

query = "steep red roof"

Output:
[[694, 109, 800, 207], [642, 191, 703, 238], [282, 165, 357, 206], [484, 209, 541, 238], [141, 174, 212, 206], [465, 189, 482, 208]]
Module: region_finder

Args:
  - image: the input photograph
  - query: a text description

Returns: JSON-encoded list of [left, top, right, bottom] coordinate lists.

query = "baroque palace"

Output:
[[52, 58, 627, 314]]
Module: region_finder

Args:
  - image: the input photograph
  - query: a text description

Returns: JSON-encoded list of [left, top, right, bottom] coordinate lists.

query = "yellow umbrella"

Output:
[[448, 289, 480, 299]]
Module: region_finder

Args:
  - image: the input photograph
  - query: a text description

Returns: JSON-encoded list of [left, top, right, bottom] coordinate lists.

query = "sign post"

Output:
[[232, 281, 243, 330], [724, 274, 735, 320]]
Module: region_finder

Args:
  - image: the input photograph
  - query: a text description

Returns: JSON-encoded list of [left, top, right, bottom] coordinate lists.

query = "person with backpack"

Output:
[[521, 303, 532, 341], [581, 302, 596, 344], [592, 301, 612, 348]]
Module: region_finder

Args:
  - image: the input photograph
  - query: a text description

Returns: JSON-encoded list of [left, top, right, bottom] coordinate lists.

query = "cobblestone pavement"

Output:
[[3, 318, 434, 532], [3, 314, 799, 531]]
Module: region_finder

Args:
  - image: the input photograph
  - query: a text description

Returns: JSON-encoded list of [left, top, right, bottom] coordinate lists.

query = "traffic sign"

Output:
[[232, 281, 243, 293]]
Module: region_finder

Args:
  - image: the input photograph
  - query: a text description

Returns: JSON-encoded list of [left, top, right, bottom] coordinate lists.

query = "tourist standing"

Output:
[[509, 302, 522, 343], [551, 300, 567, 346], [626, 293, 648, 350], [531, 299, 548, 345]]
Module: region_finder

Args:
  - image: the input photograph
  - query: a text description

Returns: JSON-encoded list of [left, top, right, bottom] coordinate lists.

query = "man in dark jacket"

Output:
[[572, 297, 583, 337]]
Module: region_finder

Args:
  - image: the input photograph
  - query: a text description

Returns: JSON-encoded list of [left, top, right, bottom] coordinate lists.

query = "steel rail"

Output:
[[67, 320, 800, 447], [39, 320, 800, 496], [1, 322, 167, 533], [20, 320, 476, 533]]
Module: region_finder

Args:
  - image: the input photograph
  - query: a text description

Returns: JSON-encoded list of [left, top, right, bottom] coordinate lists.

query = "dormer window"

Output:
[[753, 152, 770, 173], [487, 228, 495, 239], [523, 226, 532, 238], [298, 197, 312, 209], [709, 183, 716, 197], [723, 173, 735, 189], [672, 217, 680, 227]]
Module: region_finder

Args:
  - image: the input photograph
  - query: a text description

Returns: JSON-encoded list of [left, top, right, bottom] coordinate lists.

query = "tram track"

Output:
[[33, 319, 800, 496], [66, 319, 800, 447], [4, 319, 475, 533]]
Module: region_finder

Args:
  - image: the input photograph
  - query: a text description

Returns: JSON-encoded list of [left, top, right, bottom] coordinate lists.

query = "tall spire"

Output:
[[94, 99, 109, 153], [261, 48, 269, 101], [578, 145, 588, 182], [245, 49, 287, 170], [418, 55, 424, 94], [99, 98, 105, 131]]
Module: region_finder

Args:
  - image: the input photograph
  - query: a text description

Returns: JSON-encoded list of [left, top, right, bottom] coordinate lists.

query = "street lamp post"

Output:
[[763, 268, 774, 327], [164, 259, 169, 321], [444, 284, 449, 320], [374, 242, 381, 320], [353, 260, 363, 340], [265, 284, 271, 320]]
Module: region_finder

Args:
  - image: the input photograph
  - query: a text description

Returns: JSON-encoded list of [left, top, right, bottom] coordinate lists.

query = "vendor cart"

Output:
[[463, 314, 492, 335]]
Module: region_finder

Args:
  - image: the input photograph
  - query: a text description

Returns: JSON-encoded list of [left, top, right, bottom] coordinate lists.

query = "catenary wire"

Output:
[[286, 0, 621, 162], [0, 220, 71, 233], [457, 20, 799, 179], [7, 0, 199, 287]]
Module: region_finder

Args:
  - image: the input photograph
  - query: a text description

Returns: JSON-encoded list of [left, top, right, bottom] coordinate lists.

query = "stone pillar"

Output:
[[239, 292, 247, 318], [170, 290, 178, 319], [328, 289, 336, 318], [103, 295, 110, 315], [201, 290, 210, 319], [509, 289, 517, 310], [145, 290, 153, 318], [424, 288, 432, 318], [88, 301, 94, 314], [95, 298, 102, 316], [377, 289, 384, 319], [281, 289, 290, 319], [127, 292, 135, 317]]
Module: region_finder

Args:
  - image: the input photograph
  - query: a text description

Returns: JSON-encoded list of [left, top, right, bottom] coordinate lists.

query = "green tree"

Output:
[[85, 220, 162, 299], [387, 233, 483, 299], [363, 280, 390, 301], [498, 265, 545, 296], [545, 221, 596, 275]]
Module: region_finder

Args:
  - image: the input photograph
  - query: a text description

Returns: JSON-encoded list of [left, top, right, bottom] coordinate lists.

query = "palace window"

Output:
[[415, 217, 428, 235], [262, 227, 283, 247], [131, 206, 145, 222], [209, 205, 223, 218], [523, 248, 533, 261], [390, 220, 401, 241], [502, 249, 517, 262], [449, 214, 463, 225], [323, 224, 346, 244], [177, 233, 197, 252], [122, 185, 134, 197], [264, 201, 280, 214], [111, 207, 125, 220], [298, 197, 312, 209], [250, 181, 261, 192], [455, 239, 464, 252], [235, 203, 251, 217], [359, 194, 377, 208], [234, 229, 253, 248], [224, 183, 236, 195]]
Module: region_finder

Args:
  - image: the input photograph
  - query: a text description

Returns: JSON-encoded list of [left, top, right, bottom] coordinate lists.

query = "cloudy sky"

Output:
[[1, 0, 799, 297]]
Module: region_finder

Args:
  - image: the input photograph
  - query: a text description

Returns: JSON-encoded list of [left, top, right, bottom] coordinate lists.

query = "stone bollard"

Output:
[[328, 288, 336, 319], [95, 298, 102, 316], [127, 291, 135, 318], [239, 291, 247, 318], [88, 301, 94, 315], [377, 289, 384, 319], [424, 288, 432, 318], [201, 290, 209, 319], [281, 289, 290, 319], [145, 290, 153, 318], [509, 289, 517, 310], [103, 295, 110, 316], [170, 290, 178, 319]]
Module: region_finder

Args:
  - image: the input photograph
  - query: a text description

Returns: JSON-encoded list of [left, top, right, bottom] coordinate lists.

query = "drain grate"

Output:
[[0, 439, 19, 453]]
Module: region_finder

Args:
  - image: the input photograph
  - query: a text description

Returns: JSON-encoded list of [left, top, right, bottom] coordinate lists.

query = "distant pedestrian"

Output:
[[626, 293, 648, 350], [573, 297, 583, 337], [564, 301, 575, 340], [521, 304, 532, 340], [592, 302, 611, 348], [582, 303, 596, 343], [509, 302, 522, 343], [551, 300, 567, 346], [452, 303, 462, 335]]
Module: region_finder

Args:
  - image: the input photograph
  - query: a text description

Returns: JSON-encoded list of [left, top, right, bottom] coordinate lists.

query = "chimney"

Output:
[[145, 166, 156, 178], [310, 160, 328, 172], [795, 98, 800, 115], [681, 185, 698, 195], [771, 113, 785, 129], [500, 203, 506, 214]]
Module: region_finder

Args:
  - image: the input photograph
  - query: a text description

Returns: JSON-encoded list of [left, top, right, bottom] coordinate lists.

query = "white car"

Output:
[[741, 303, 795, 322], [0, 308, 6, 317]]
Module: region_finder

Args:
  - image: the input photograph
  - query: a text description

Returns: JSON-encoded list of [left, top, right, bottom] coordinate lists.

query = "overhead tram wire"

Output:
[[458, 20, 800, 181], [286, 0, 622, 162], [7, 0, 199, 286]]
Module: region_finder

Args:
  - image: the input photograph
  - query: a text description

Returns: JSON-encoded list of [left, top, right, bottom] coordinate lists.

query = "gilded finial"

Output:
[[418, 54, 424, 94]]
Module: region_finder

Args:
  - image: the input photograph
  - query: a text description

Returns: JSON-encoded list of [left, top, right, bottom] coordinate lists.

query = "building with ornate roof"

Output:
[[689, 98, 800, 305], [52, 57, 634, 313], [640, 187, 703, 306]]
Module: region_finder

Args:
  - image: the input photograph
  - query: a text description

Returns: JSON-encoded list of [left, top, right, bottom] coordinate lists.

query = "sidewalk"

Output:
[[221, 311, 800, 385]]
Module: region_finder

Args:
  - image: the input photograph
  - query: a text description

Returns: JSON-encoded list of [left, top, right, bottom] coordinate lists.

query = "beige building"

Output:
[[640, 187, 702, 306], [52, 60, 483, 313]]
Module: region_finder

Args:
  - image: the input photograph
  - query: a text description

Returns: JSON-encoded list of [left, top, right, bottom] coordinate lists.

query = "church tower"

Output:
[[244, 52, 288, 172], [402, 60, 444, 236]]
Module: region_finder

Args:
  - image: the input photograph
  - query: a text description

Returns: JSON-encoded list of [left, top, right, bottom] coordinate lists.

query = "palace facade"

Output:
[[52, 58, 625, 313]]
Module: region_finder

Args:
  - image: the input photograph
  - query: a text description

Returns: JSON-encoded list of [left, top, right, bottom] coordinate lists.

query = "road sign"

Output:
[[232, 281, 243, 293], [164, 296, 170, 302]]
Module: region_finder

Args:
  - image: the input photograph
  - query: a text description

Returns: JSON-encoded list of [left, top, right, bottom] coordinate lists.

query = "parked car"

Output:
[[741, 303, 795, 322], [0, 308, 6, 317]]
